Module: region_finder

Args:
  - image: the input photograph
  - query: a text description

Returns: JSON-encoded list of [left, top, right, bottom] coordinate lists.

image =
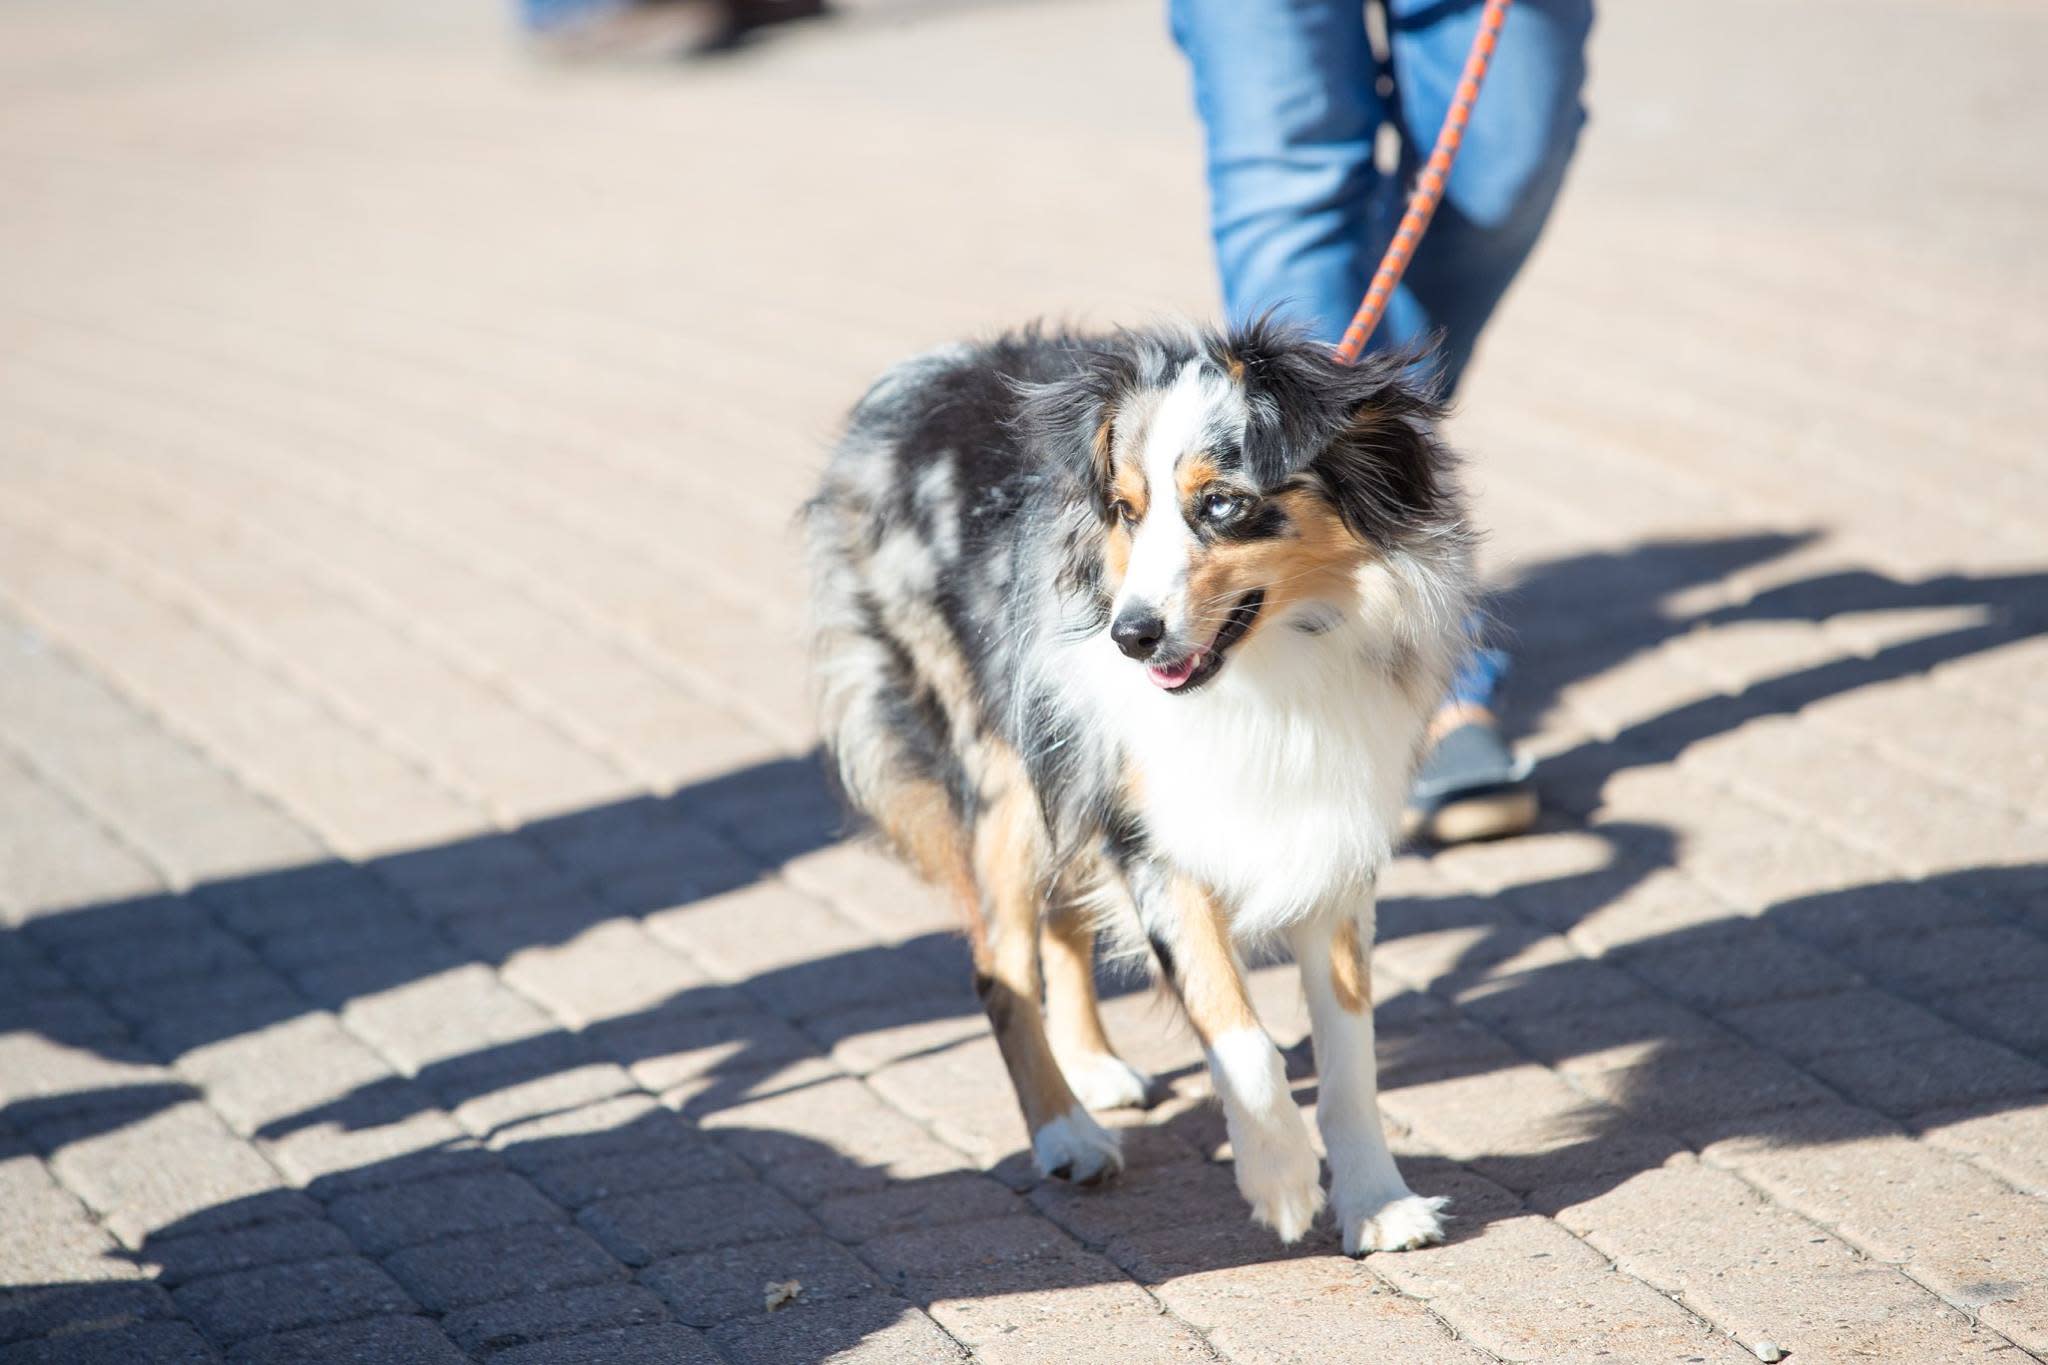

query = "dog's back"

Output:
[[804, 333, 1073, 863]]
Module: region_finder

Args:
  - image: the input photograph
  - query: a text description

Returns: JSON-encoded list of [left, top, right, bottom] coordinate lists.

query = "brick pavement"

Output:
[[1, 0, 2045, 1360]]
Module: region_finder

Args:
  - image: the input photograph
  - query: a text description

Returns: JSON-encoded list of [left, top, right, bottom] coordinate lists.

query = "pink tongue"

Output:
[[1146, 651, 1206, 690]]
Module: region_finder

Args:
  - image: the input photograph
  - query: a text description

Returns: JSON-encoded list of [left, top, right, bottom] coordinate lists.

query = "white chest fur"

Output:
[[1063, 605, 1434, 939]]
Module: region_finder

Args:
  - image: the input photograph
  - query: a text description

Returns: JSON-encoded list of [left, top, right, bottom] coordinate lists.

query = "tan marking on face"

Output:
[[1174, 453, 1222, 503], [1180, 483, 1373, 649], [1329, 915, 1371, 1014], [1101, 453, 1150, 588]]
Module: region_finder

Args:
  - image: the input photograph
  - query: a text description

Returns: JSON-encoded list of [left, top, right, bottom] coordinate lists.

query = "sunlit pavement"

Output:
[[1, 1, 2045, 1360]]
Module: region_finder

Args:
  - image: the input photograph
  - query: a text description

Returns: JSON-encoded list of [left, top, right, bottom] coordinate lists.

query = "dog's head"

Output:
[[1021, 321, 1465, 695]]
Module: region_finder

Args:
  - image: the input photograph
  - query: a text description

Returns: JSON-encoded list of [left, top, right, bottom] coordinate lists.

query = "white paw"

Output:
[[1339, 1191, 1448, 1256], [1234, 1128, 1327, 1243], [1032, 1106, 1125, 1185], [1057, 1050, 1155, 1111]]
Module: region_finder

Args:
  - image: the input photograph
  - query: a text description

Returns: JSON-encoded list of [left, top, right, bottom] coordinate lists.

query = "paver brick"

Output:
[[815, 1171, 1023, 1244], [0, 1321, 220, 1365], [1380, 1063, 1688, 1194], [1570, 1042, 1841, 1134], [937, 1279, 1216, 1364], [4, 0, 2048, 1360], [696, 1076, 967, 1176], [1695, 1105, 2048, 1326], [171, 1256, 416, 1345], [221, 1314, 467, 1365], [449, 1063, 646, 1140], [327, 1170, 563, 1256], [1801, 1035, 2048, 1118], [642, 1235, 886, 1327], [142, 1219, 356, 1288], [601, 1006, 824, 1094], [258, 1097, 477, 1195], [1153, 1248, 1491, 1365], [579, 1180, 816, 1265], [439, 1283, 674, 1356], [1915, 1103, 2048, 1196], [39, 920, 260, 994], [1488, 998, 1732, 1073], [46, 1100, 301, 1247], [1714, 986, 1956, 1063], [173, 1012, 398, 1136], [1539, 1159, 2010, 1362], [196, 864, 408, 941], [1612, 928, 1863, 1011], [1027, 1160, 1243, 1250], [1368, 1214, 1753, 1364], [1932, 978, 2048, 1058], [1836, 915, 2048, 982], [0, 1282, 175, 1347], [382, 1222, 625, 1313], [488, 1323, 724, 1365], [0, 1143, 135, 1285], [334, 964, 561, 1081], [708, 1296, 966, 1365], [522, 1124, 748, 1206], [500, 920, 714, 1029]]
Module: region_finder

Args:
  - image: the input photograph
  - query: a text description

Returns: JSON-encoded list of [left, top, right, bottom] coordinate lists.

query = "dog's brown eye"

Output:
[[1202, 492, 1248, 523], [1109, 499, 1137, 527]]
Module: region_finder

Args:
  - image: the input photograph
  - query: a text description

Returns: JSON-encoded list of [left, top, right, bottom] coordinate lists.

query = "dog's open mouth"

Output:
[[1145, 590, 1265, 694]]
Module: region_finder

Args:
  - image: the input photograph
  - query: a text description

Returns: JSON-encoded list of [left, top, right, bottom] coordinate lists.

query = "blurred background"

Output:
[[3, 2, 2047, 1362]]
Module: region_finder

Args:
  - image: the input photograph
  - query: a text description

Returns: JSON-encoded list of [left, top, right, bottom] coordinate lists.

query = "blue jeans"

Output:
[[1175, 0, 1590, 723], [1170, 0, 1592, 396]]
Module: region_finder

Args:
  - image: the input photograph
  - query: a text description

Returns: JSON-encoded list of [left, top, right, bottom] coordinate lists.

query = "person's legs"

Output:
[[1172, 0, 1590, 842], [1376, 0, 1594, 394], [1378, 0, 1589, 841], [1169, 0, 1388, 344]]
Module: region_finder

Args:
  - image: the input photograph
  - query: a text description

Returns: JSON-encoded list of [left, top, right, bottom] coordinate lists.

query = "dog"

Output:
[[804, 320, 1473, 1254]]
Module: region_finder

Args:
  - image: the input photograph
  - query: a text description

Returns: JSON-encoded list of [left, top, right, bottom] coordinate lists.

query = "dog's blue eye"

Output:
[[1202, 492, 1244, 522]]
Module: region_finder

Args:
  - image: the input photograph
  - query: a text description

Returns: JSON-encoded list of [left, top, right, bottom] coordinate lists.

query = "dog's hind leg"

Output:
[[1042, 908, 1154, 1112], [1290, 909, 1445, 1255], [971, 780, 1123, 1184], [1145, 871, 1324, 1242]]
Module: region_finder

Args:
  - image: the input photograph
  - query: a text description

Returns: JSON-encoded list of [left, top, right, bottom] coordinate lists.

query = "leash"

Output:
[[1333, 0, 1513, 365]]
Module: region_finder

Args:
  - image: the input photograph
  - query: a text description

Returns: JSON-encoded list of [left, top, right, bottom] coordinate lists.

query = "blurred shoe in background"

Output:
[[523, 0, 825, 61]]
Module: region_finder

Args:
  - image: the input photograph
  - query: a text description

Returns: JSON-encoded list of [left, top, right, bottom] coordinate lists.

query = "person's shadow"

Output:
[[5, 530, 2046, 1359]]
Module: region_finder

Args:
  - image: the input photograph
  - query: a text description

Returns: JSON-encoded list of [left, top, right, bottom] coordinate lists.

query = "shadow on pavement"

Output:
[[3, 532, 2046, 1357]]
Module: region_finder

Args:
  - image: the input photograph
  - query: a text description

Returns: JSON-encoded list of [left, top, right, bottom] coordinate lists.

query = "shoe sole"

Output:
[[1403, 787, 1539, 846]]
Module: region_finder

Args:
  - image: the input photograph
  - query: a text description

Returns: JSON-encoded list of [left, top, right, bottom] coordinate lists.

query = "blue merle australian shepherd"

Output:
[[805, 321, 1472, 1254]]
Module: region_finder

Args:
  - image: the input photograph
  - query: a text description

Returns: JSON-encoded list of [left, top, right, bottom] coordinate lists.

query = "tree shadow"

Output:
[[4, 532, 2046, 1359]]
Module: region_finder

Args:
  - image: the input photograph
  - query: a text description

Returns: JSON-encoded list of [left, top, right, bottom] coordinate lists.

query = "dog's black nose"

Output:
[[1111, 608, 1166, 660]]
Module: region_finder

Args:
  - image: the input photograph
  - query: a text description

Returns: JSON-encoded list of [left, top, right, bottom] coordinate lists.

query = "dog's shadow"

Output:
[[6, 530, 2047, 1355]]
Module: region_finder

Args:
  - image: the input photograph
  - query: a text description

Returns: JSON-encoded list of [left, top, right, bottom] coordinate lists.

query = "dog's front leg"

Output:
[[1289, 910, 1446, 1255], [1146, 871, 1324, 1242]]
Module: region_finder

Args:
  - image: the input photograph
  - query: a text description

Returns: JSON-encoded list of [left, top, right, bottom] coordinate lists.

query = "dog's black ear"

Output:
[[1222, 318, 1453, 549], [1011, 340, 1137, 514], [1313, 359, 1453, 549]]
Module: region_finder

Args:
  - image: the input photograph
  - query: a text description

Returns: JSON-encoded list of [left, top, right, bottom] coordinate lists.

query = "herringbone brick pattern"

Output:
[[2, 0, 2045, 1360]]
